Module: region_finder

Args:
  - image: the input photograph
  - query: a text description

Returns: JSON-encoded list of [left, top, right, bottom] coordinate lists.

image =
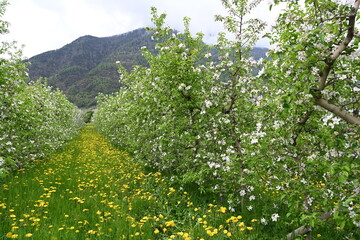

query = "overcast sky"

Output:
[[3, 0, 279, 58]]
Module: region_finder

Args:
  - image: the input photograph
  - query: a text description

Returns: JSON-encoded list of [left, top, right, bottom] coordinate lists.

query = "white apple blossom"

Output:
[[271, 213, 279, 222]]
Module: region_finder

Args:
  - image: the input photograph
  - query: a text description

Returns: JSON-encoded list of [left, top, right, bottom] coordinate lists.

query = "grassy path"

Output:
[[0, 125, 259, 240]]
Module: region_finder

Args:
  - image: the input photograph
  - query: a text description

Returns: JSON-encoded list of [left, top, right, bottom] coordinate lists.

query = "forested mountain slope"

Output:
[[27, 28, 268, 108]]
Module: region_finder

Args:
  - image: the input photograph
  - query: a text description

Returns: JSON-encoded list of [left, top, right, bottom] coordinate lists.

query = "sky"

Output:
[[3, 0, 280, 58]]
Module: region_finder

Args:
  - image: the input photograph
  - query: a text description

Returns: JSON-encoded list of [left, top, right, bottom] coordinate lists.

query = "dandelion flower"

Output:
[[87, 230, 96, 235], [165, 220, 175, 227], [218, 206, 227, 213]]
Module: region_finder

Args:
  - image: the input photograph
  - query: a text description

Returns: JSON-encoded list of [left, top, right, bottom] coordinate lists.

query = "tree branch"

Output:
[[315, 98, 360, 125], [313, 1, 360, 126], [318, 0, 360, 91], [287, 187, 360, 240], [286, 211, 333, 240]]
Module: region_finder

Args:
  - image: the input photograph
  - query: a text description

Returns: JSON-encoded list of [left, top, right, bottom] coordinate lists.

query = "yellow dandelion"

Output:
[[165, 220, 175, 227], [87, 230, 96, 235], [25, 233, 33, 238], [218, 206, 227, 213]]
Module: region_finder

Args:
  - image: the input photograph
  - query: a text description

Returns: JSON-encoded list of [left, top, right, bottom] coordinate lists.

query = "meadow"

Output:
[[1, 125, 276, 240]]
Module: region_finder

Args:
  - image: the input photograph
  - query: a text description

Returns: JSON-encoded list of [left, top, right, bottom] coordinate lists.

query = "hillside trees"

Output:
[[95, 0, 359, 238], [0, 1, 83, 177]]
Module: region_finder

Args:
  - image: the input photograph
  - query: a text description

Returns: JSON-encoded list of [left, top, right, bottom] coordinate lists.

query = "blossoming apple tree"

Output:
[[95, 0, 359, 238], [0, 1, 83, 177]]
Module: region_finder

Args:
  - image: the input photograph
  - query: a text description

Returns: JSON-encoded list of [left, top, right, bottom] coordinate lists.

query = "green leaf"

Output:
[[338, 175, 347, 184], [340, 220, 346, 229]]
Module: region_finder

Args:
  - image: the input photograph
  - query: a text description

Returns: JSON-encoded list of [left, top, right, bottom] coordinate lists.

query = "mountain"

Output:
[[27, 28, 268, 108], [27, 28, 155, 108]]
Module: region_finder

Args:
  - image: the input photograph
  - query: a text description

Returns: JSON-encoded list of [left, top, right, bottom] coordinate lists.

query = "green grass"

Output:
[[1, 125, 355, 239], [0, 125, 265, 240]]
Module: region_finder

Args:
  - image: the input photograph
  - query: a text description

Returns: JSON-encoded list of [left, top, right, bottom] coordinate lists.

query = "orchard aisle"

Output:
[[0, 125, 258, 240]]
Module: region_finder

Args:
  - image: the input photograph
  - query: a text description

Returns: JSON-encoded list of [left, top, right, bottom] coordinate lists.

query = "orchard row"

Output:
[[0, 1, 83, 177], [95, 1, 360, 239]]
